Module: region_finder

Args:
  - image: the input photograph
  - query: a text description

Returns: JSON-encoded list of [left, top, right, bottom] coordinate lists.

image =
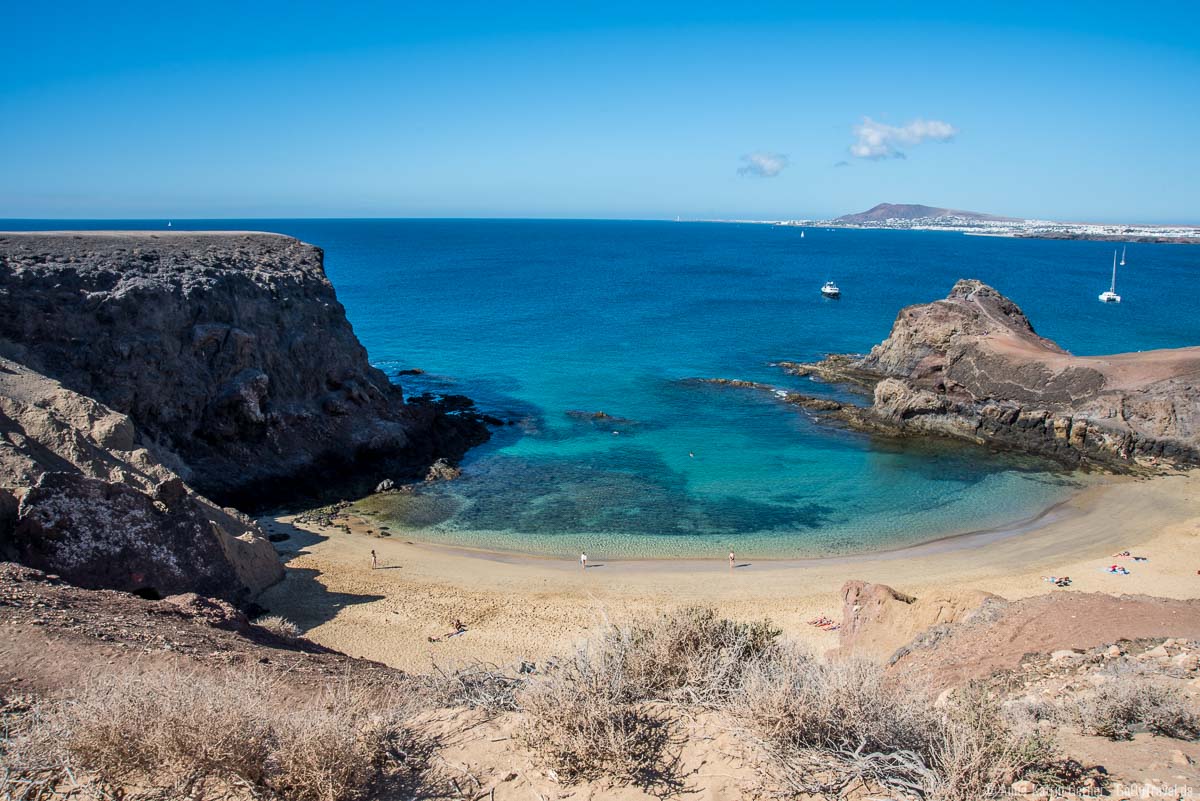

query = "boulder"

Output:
[[424, 458, 462, 482], [0, 357, 281, 601], [13, 474, 247, 601]]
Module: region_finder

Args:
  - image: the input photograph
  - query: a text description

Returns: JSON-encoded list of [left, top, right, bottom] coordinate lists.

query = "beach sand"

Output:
[[258, 471, 1200, 672]]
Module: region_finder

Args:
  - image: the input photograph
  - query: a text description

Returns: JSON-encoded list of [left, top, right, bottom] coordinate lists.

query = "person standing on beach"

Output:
[[371, 549, 378, 569], [728, 550, 735, 570], [580, 552, 588, 570]]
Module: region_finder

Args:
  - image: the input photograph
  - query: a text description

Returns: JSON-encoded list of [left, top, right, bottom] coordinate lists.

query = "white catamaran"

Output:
[[1098, 250, 1121, 303]]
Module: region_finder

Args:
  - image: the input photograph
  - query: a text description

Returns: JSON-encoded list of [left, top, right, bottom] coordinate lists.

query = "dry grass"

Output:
[[1074, 675, 1200, 740], [2, 669, 423, 801], [515, 606, 776, 788], [254, 614, 302, 640], [928, 684, 1059, 801], [419, 662, 523, 713], [518, 655, 674, 787], [517, 607, 1058, 799]]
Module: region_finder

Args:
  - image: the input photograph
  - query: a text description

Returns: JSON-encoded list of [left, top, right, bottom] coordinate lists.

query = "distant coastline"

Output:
[[703, 201, 1200, 244]]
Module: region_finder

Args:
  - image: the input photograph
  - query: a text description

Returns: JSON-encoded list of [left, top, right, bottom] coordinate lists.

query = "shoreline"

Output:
[[363, 479, 1089, 569], [258, 470, 1200, 672], [342, 467, 1094, 564]]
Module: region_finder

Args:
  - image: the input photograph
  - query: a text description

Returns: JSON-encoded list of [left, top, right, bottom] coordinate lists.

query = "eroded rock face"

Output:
[[853, 280, 1200, 467], [832, 580, 998, 663], [0, 232, 490, 507], [0, 357, 281, 601]]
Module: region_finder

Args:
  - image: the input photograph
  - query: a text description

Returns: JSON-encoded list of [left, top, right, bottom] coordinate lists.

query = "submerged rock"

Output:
[[424, 458, 462, 482]]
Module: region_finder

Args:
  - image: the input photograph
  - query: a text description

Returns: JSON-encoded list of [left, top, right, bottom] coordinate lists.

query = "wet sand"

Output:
[[258, 471, 1200, 672]]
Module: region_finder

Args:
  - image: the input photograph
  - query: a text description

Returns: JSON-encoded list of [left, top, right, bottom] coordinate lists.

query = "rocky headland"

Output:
[[756, 280, 1200, 470], [0, 231, 491, 602]]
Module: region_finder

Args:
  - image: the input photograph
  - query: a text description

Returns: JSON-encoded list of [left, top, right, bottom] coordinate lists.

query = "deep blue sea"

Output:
[[6, 219, 1199, 557]]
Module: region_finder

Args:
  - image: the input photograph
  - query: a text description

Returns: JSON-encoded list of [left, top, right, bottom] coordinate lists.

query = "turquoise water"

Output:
[[7, 220, 1199, 557]]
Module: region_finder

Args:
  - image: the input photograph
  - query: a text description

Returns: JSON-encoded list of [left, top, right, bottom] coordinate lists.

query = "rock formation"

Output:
[[0, 231, 492, 601], [831, 580, 999, 663], [0, 356, 281, 602], [786, 280, 1200, 468], [0, 232, 490, 507]]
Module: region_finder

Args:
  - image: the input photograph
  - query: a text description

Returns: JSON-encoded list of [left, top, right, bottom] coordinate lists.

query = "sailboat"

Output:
[[1119, 245, 1126, 266], [800, 230, 805, 238], [1098, 250, 1121, 303]]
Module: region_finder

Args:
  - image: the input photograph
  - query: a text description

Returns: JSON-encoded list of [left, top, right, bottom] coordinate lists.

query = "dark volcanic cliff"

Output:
[[847, 280, 1200, 467], [0, 231, 491, 601], [0, 232, 489, 508]]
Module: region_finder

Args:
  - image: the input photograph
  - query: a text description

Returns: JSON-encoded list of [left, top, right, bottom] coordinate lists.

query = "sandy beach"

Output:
[[259, 471, 1200, 672]]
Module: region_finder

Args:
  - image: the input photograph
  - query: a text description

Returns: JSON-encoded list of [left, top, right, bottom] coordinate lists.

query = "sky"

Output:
[[2, 2, 1198, 222]]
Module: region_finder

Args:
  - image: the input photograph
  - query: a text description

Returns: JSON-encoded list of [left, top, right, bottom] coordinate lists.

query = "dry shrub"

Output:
[[930, 684, 1059, 801], [515, 606, 778, 786], [254, 614, 302, 640], [590, 606, 780, 705], [517, 639, 674, 787], [734, 654, 1057, 800], [3, 669, 420, 801], [1075, 676, 1200, 740], [419, 662, 523, 713], [737, 652, 936, 756]]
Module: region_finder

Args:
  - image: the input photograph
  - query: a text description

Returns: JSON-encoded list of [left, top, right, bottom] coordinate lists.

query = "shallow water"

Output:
[[8, 219, 1197, 557]]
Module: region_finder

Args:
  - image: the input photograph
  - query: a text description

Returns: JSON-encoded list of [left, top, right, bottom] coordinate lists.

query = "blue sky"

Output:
[[2, 2, 1198, 222]]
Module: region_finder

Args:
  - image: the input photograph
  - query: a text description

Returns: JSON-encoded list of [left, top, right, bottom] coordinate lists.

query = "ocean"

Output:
[[6, 219, 1198, 558]]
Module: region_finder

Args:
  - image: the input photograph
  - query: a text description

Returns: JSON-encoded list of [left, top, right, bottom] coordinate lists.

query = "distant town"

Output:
[[741, 203, 1200, 243]]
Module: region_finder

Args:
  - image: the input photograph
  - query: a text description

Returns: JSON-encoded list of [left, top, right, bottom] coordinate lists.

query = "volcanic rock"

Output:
[[0, 232, 491, 508], [816, 280, 1200, 467]]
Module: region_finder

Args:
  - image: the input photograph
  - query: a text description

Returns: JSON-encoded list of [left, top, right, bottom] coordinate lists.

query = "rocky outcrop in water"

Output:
[[780, 280, 1200, 468], [856, 280, 1200, 466], [0, 232, 490, 507]]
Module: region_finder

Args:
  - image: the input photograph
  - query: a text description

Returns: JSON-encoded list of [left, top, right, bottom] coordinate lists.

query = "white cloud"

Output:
[[849, 117, 958, 160], [738, 151, 789, 177]]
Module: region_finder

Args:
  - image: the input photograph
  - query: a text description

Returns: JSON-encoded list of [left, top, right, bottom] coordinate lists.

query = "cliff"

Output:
[[0, 232, 489, 508], [853, 280, 1200, 467], [0, 231, 491, 601]]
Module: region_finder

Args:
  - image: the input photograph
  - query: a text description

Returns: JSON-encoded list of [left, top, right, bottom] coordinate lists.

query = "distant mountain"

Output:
[[833, 203, 1020, 224]]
